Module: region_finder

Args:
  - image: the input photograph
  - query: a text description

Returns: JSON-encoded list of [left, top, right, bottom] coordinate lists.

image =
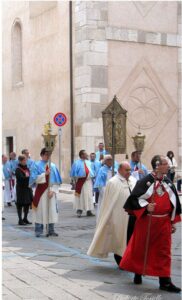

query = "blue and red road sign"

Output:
[[53, 112, 67, 127]]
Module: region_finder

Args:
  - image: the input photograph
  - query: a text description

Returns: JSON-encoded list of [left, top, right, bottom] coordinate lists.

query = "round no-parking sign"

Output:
[[53, 112, 67, 127]]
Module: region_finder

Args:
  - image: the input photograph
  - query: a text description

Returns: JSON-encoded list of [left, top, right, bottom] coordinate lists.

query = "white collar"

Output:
[[116, 173, 127, 181]]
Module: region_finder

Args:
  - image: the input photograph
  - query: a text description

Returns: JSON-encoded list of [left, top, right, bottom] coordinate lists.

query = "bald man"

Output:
[[87, 162, 136, 265]]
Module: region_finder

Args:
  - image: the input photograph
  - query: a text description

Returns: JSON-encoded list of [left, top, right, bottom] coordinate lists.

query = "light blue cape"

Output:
[[70, 159, 95, 178], [9, 159, 18, 173], [95, 149, 109, 161], [90, 159, 102, 176], [3, 162, 11, 180], [29, 160, 62, 186], [94, 165, 112, 188]]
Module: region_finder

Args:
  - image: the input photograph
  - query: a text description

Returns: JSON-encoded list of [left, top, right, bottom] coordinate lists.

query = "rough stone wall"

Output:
[[74, 1, 181, 169], [74, 1, 109, 156]]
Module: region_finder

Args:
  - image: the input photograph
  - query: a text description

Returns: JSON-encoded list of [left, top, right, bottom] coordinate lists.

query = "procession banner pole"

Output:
[[142, 177, 156, 275], [111, 113, 115, 177], [42, 122, 57, 237]]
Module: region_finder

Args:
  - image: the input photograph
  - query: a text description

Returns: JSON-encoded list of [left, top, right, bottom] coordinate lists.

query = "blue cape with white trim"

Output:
[[29, 160, 62, 186], [70, 159, 95, 178]]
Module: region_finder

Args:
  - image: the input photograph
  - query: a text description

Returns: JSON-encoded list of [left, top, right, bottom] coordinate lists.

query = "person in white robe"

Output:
[[29, 148, 62, 237], [87, 161, 136, 265], [70, 150, 95, 217], [2, 154, 13, 206], [2, 168, 5, 220], [9, 152, 18, 202]]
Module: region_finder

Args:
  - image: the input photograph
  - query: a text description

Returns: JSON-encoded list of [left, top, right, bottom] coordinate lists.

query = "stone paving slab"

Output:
[[2, 194, 181, 300]]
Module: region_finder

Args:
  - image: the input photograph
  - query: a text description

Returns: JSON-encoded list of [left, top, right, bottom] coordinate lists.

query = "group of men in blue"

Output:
[[70, 143, 148, 219], [2, 148, 62, 236]]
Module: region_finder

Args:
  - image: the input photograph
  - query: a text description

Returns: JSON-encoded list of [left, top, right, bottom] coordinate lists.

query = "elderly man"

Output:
[[120, 155, 181, 293], [87, 162, 136, 265], [70, 150, 95, 218]]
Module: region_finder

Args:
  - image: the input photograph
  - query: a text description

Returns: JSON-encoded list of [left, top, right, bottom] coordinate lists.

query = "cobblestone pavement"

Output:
[[2, 193, 181, 300]]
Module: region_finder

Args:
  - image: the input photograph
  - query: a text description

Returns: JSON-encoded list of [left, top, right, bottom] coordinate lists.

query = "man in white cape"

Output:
[[87, 161, 136, 265]]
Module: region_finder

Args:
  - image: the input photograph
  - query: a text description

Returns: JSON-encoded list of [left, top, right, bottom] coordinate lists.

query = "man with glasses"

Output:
[[120, 155, 181, 293]]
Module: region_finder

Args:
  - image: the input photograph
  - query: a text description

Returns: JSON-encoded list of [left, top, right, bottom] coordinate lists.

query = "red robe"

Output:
[[120, 187, 180, 277]]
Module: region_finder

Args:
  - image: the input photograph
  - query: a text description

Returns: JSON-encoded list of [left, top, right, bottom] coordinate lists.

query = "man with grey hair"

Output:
[[120, 155, 181, 293], [87, 161, 136, 265]]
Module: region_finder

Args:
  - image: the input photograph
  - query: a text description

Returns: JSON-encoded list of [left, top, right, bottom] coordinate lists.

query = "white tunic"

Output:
[[3, 179, 13, 204], [87, 174, 136, 258], [74, 174, 94, 212], [33, 173, 59, 225]]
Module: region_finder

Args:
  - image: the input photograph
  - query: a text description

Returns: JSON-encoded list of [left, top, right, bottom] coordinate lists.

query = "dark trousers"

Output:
[[35, 223, 55, 234], [167, 171, 175, 183], [177, 179, 181, 192], [95, 191, 99, 204], [16, 204, 29, 222]]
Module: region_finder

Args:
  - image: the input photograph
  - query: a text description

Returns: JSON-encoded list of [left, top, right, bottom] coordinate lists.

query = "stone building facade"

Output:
[[2, 1, 182, 181]]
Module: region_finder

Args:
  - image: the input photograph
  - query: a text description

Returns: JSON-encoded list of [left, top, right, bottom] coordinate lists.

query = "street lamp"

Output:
[[132, 128, 145, 153], [102, 95, 127, 176], [42, 122, 57, 153]]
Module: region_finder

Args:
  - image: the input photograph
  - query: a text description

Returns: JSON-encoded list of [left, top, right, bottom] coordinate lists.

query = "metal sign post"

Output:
[[53, 112, 67, 175], [58, 127, 62, 174]]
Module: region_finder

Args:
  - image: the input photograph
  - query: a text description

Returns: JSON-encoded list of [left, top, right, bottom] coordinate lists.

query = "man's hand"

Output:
[[147, 203, 156, 212], [45, 168, 50, 175], [48, 191, 54, 199], [138, 169, 144, 175], [171, 224, 176, 234]]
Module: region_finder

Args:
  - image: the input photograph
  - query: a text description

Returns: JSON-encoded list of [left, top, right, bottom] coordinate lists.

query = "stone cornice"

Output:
[[106, 26, 181, 48]]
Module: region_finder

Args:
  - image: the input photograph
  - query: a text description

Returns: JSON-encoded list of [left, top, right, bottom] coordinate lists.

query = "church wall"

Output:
[[2, 1, 71, 180], [74, 1, 181, 172]]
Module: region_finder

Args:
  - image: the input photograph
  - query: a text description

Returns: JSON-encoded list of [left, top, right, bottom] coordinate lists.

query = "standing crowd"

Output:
[[2, 142, 182, 294]]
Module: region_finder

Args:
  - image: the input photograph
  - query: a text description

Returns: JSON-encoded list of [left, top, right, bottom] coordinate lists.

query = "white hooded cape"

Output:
[[87, 174, 136, 258]]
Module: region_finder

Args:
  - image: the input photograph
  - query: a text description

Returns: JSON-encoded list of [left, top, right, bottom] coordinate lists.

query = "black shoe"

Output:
[[77, 210, 82, 218], [134, 274, 142, 284], [87, 211, 95, 217], [8, 203, 12, 207], [114, 254, 122, 266], [160, 282, 181, 293], [23, 219, 32, 225], [49, 232, 59, 237], [2, 217, 5, 220], [18, 220, 26, 225]]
